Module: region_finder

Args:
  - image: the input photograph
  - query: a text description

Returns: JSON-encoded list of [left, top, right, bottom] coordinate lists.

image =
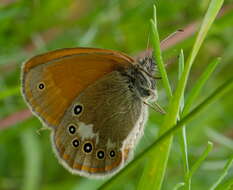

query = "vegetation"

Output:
[[0, 0, 233, 190]]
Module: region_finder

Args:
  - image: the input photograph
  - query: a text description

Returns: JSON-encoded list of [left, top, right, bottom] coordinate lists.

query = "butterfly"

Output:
[[21, 47, 159, 178]]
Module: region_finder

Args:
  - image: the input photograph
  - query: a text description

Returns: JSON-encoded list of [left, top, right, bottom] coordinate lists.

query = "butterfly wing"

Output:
[[53, 71, 147, 177], [22, 48, 134, 128]]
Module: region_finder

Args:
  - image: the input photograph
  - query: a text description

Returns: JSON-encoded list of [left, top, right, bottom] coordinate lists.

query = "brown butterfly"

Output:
[[21, 47, 159, 178]]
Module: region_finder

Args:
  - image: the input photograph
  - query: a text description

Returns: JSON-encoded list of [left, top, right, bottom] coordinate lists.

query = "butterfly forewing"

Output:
[[22, 48, 134, 128]]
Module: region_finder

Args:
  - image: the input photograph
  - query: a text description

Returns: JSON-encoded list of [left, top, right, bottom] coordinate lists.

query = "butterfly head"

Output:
[[122, 56, 157, 101], [138, 56, 156, 74]]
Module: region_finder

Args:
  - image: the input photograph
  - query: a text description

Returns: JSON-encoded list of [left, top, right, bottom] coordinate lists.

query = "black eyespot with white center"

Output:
[[73, 104, 83, 115], [37, 82, 45, 90], [83, 142, 93, 153], [97, 150, 105, 160], [109, 150, 116, 158], [72, 139, 79, 147], [68, 124, 76, 134]]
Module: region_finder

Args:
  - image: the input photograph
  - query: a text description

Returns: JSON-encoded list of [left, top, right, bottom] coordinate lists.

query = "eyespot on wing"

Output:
[[21, 48, 135, 128]]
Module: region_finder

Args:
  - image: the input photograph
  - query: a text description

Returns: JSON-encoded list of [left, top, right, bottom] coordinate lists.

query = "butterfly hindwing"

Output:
[[53, 71, 147, 177]]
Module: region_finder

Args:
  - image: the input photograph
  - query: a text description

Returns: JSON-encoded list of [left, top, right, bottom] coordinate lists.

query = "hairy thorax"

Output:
[[120, 56, 157, 101]]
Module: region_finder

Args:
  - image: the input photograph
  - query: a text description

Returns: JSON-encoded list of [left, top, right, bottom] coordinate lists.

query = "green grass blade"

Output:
[[209, 156, 233, 190], [143, 0, 224, 189], [99, 75, 233, 190], [179, 128, 190, 177], [173, 182, 185, 190], [21, 129, 41, 190], [137, 5, 173, 189], [182, 58, 220, 115], [178, 49, 185, 112], [137, 156, 154, 190], [177, 50, 189, 175], [150, 5, 172, 99], [215, 177, 233, 190], [178, 50, 185, 80], [181, 58, 219, 189], [185, 142, 213, 185], [0, 86, 20, 100], [206, 128, 233, 151]]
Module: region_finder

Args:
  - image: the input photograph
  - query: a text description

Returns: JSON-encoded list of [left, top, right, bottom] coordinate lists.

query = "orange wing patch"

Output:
[[23, 47, 134, 72]]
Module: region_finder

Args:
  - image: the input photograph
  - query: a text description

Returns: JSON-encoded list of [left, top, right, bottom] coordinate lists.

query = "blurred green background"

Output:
[[0, 0, 233, 190]]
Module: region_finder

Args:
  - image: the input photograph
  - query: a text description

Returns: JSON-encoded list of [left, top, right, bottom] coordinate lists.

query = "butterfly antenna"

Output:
[[143, 100, 166, 114], [161, 29, 184, 46]]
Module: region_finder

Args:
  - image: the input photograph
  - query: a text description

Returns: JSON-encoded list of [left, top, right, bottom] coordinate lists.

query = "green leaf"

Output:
[[21, 129, 41, 190], [181, 58, 219, 189], [206, 128, 233, 151], [142, 0, 224, 189], [150, 5, 172, 99], [210, 156, 233, 190], [182, 58, 220, 115], [215, 177, 233, 190], [173, 182, 185, 190], [0, 86, 20, 100], [177, 49, 190, 180], [185, 142, 213, 186]]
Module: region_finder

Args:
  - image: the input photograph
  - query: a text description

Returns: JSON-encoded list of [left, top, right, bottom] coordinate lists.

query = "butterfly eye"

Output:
[[73, 104, 83, 115], [68, 124, 76, 134], [96, 150, 105, 160], [37, 82, 45, 90], [83, 142, 93, 154], [109, 150, 116, 158], [128, 84, 134, 92], [72, 139, 80, 148]]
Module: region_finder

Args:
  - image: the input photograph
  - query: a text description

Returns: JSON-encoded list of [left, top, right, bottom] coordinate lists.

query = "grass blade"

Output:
[[21, 128, 41, 190], [0, 86, 20, 100], [173, 183, 185, 190], [209, 156, 233, 190], [150, 5, 172, 99], [99, 75, 233, 190], [215, 177, 233, 190], [183, 58, 220, 115], [143, 0, 224, 189], [137, 6, 173, 189], [181, 58, 219, 189], [185, 142, 213, 185], [206, 128, 233, 151], [177, 50, 190, 175]]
